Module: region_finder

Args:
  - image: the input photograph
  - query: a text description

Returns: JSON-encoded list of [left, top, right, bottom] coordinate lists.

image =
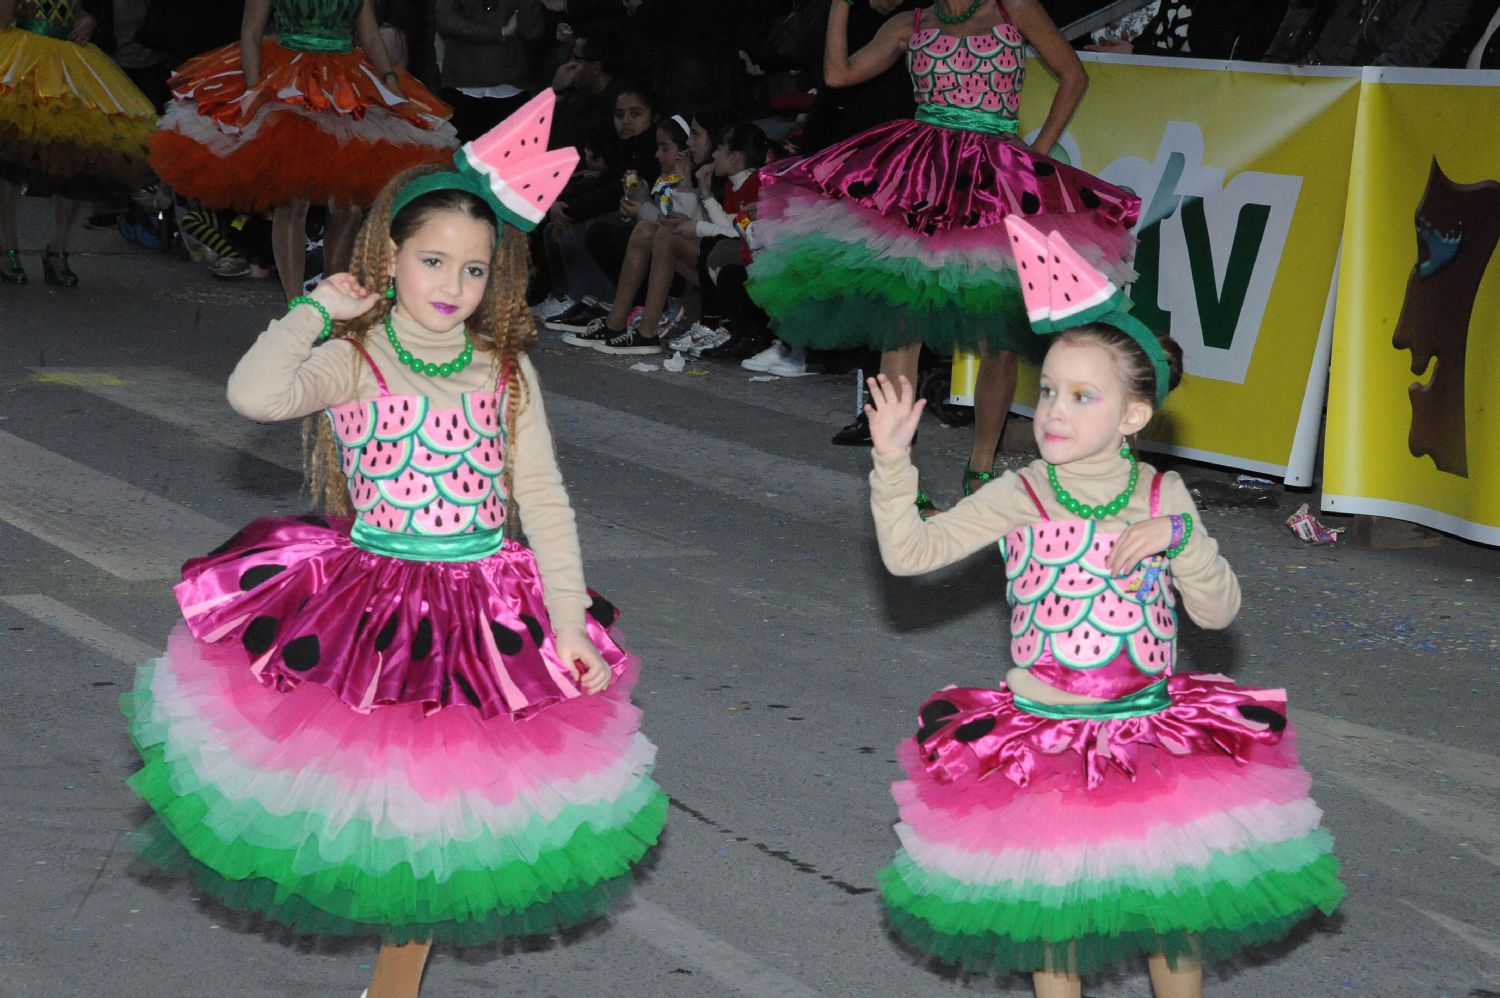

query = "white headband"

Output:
[[670, 114, 690, 136]]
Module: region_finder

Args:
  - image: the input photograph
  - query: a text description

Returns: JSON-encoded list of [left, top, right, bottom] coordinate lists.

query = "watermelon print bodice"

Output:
[[1003, 517, 1176, 700], [908, 19, 1026, 118], [329, 390, 507, 536]]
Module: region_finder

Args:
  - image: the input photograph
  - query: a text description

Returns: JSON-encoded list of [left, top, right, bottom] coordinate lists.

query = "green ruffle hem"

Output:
[[123, 671, 667, 945], [879, 834, 1344, 975], [746, 232, 1036, 356]]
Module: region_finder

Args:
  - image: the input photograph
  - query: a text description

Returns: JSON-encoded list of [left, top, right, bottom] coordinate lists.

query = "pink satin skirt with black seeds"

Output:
[[174, 515, 629, 720]]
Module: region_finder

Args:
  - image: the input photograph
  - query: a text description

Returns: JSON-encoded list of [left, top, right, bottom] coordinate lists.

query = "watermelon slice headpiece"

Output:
[[390, 89, 578, 233], [1005, 216, 1171, 405]]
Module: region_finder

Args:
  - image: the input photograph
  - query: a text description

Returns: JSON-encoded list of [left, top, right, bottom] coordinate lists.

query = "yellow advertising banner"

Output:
[[1323, 68, 1500, 544], [957, 56, 1362, 483]]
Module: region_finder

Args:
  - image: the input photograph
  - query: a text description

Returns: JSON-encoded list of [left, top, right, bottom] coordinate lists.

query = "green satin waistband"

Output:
[[17, 17, 72, 39], [277, 31, 354, 54], [350, 520, 504, 562], [1013, 678, 1170, 720], [915, 103, 1020, 136]]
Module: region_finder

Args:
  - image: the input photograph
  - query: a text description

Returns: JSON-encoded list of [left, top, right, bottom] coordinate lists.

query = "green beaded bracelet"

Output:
[[287, 295, 333, 343], [1166, 513, 1194, 558]]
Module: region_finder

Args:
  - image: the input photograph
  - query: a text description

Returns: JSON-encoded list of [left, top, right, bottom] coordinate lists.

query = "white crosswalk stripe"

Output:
[[0, 429, 231, 581]]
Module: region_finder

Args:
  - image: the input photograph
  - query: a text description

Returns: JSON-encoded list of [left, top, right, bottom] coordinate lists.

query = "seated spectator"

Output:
[[435, 0, 543, 141], [1263, 0, 1475, 66], [534, 84, 660, 326], [560, 113, 697, 353], [664, 123, 775, 361], [552, 34, 617, 151]]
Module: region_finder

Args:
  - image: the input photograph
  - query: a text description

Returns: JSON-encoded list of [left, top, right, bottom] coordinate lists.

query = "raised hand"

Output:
[[865, 374, 925, 457], [310, 272, 382, 321]]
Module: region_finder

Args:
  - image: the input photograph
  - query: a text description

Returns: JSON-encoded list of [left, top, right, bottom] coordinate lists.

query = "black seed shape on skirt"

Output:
[[519, 614, 545, 646], [242, 615, 279, 656], [297, 515, 331, 528], [1033, 161, 1056, 177], [953, 717, 998, 743], [916, 699, 962, 743], [490, 621, 524, 655], [281, 634, 321, 671], [1020, 192, 1041, 215], [1079, 187, 1101, 209], [412, 617, 434, 660], [587, 595, 619, 627], [454, 672, 482, 708], [1237, 704, 1287, 732], [375, 613, 399, 652], [238, 563, 287, 591], [206, 530, 247, 558], [847, 180, 876, 198]]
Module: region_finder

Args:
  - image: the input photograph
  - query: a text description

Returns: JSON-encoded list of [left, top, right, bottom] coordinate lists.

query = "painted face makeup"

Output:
[[1034, 339, 1135, 466], [389, 209, 496, 336]]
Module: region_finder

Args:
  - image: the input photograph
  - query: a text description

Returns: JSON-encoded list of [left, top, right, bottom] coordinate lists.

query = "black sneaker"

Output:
[[544, 298, 610, 332], [595, 327, 662, 355], [561, 316, 620, 347], [699, 330, 769, 361], [831, 411, 872, 446]]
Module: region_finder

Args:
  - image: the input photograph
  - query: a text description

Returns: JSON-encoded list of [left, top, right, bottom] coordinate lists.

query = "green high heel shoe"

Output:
[[42, 249, 78, 288], [962, 462, 998, 497], [916, 483, 941, 519], [0, 248, 26, 285]]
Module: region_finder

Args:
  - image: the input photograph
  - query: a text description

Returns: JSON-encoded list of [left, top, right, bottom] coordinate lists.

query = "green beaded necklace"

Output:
[[1047, 446, 1139, 519], [385, 312, 474, 378], [935, 0, 985, 24]]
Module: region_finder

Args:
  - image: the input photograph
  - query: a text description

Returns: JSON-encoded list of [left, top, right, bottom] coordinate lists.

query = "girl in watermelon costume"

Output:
[[748, 0, 1139, 504], [122, 92, 666, 998], [862, 218, 1343, 996], [0, 0, 156, 286], [149, 0, 458, 301]]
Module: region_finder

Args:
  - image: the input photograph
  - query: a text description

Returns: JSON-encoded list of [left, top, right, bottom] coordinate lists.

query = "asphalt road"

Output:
[[1, 206, 1496, 997]]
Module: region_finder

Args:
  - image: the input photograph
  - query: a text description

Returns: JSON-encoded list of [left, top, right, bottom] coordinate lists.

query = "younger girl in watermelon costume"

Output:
[[149, 0, 458, 301], [862, 217, 1343, 996], [748, 0, 1139, 504], [122, 91, 666, 998]]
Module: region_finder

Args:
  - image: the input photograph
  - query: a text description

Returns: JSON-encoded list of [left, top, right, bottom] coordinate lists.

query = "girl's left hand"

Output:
[[1108, 516, 1172, 576], [694, 163, 715, 190], [311, 272, 382, 320], [555, 627, 612, 695]]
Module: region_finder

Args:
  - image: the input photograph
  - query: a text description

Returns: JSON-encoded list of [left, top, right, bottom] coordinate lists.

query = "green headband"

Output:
[[1096, 309, 1171, 406]]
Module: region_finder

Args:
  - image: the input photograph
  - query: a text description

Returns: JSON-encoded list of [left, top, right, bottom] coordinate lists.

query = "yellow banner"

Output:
[[1323, 68, 1500, 544], [957, 56, 1361, 483]]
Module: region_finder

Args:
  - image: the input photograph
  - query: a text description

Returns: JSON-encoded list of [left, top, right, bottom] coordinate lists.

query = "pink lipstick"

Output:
[[432, 302, 458, 315]]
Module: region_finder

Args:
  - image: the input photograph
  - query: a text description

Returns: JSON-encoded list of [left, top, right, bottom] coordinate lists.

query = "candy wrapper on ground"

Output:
[[1287, 503, 1342, 544]]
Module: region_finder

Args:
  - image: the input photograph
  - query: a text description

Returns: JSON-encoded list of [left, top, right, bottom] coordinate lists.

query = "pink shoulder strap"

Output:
[[350, 340, 390, 396], [914, 6, 923, 32], [1150, 472, 1164, 517], [1019, 474, 1050, 520], [995, 2, 1016, 28]]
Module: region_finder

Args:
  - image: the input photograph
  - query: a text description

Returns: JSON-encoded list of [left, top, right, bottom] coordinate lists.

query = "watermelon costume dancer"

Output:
[[747, 4, 1139, 356], [871, 219, 1344, 979], [149, 0, 455, 213], [122, 93, 667, 953]]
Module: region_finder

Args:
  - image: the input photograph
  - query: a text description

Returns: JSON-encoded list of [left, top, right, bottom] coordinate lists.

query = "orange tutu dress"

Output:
[[149, 0, 456, 211]]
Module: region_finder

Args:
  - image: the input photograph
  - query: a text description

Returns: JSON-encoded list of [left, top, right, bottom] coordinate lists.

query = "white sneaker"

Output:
[[666, 321, 714, 353], [530, 293, 574, 320], [765, 352, 819, 378], [687, 325, 731, 357], [741, 341, 790, 372]]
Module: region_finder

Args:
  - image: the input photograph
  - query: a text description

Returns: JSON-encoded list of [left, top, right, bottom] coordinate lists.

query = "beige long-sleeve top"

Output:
[[871, 444, 1241, 703], [226, 304, 590, 631]]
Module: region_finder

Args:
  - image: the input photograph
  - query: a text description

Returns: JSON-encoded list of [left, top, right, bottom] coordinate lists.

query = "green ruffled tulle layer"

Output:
[[879, 835, 1344, 975], [747, 232, 1035, 354], [128, 740, 668, 943], [123, 666, 668, 944]]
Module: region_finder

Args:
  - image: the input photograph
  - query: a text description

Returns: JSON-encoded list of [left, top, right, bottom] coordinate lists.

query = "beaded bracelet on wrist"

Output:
[[1166, 513, 1194, 558], [287, 296, 332, 342]]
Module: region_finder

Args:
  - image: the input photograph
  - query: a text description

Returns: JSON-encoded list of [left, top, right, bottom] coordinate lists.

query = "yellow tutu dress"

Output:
[[0, 0, 155, 197]]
